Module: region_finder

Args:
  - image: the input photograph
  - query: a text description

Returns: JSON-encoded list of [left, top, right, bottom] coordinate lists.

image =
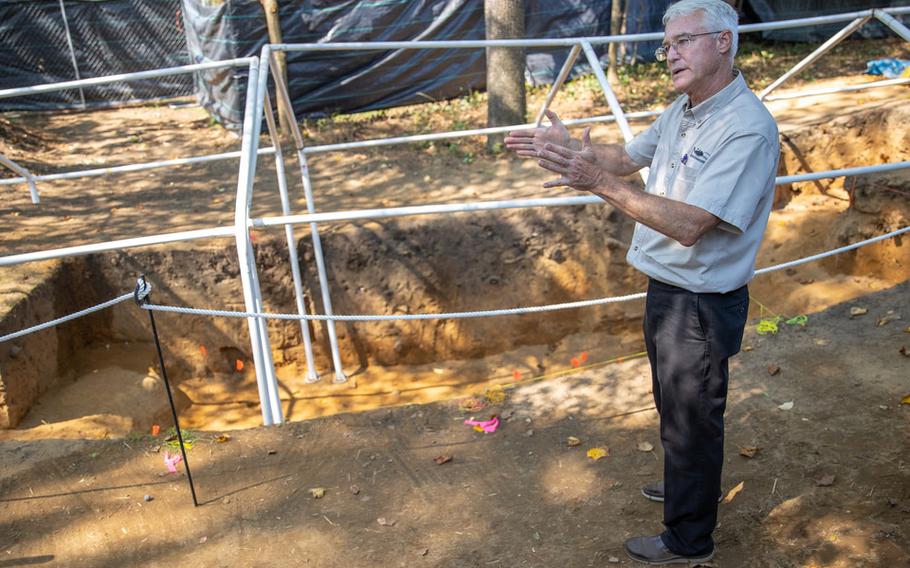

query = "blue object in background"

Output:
[[865, 58, 910, 78]]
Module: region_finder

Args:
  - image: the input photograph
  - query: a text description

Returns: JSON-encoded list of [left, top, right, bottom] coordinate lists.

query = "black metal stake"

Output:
[[135, 276, 199, 507]]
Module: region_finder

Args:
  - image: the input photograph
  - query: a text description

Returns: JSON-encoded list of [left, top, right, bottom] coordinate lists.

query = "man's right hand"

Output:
[[504, 109, 576, 158]]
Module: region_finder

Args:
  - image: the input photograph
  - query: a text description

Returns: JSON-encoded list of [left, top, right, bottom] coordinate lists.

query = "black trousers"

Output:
[[643, 278, 749, 556]]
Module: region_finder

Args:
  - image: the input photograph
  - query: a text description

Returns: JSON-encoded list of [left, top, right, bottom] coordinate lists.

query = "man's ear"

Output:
[[717, 29, 733, 55]]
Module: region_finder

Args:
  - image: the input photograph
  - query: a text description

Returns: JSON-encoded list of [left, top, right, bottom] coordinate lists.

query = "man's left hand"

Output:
[[536, 128, 615, 192]]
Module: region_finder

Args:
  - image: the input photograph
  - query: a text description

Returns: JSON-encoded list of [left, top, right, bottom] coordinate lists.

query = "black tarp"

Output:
[[181, 0, 670, 129], [0, 0, 192, 110], [747, 0, 910, 42]]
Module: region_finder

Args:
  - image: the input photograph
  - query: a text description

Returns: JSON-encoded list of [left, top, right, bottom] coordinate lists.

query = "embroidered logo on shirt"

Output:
[[691, 147, 710, 164]]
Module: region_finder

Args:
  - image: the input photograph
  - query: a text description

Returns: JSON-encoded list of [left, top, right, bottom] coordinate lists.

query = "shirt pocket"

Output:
[[670, 162, 700, 199]]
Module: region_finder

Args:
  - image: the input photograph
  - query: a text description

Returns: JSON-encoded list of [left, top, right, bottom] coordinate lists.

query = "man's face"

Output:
[[663, 12, 725, 96]]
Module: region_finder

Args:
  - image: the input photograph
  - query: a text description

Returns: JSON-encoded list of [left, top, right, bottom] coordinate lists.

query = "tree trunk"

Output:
[[485, 0, 526, 153], [260, 0, 289, 133], [607, 0, 624, 84]]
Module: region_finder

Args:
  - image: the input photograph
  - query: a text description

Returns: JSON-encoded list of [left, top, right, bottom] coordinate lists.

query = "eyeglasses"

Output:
[[655, 31, 723, 62]]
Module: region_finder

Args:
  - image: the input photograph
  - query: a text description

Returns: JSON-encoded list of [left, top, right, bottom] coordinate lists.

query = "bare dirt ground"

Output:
[[0, 282, 908, 567], [1, 38, 909, 566]]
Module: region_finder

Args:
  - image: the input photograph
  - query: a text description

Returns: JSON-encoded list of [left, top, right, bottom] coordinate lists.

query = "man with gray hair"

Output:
[[505, 0, 778, 564]]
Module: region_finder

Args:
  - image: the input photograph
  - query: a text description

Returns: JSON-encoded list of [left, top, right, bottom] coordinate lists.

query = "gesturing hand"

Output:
[[536, 128, 611, 192], [504, 109, 572, 158]]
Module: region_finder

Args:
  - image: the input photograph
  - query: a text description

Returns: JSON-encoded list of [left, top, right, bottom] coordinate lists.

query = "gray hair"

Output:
[[663, 0, 739, 60]]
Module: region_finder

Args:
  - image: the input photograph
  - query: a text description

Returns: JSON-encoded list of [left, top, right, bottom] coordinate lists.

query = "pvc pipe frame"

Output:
[[0, 153, 39, 203], [2, 8, 910, 425]]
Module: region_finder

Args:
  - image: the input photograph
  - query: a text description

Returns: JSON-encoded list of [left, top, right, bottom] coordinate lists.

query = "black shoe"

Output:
[[640, 480, 723, 503], [624, 535, 715, 566]]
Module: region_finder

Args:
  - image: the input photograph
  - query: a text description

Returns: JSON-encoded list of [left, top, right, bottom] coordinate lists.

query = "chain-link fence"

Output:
[[0, 0, 193, 110]]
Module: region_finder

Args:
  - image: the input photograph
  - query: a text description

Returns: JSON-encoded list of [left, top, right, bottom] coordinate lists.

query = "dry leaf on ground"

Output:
[[900, 394, 910, 405], [587, 447, 609, 461], [637, 442, 654, 452], [723, 481, 745, 503], [778, 401, 794, 411], [849, 307, 868, 317], [566, 436, 582, 447], [767, 364, 781, 376], [377, 517, 396, 526], [739, 446, 760, 458], [214, 434, 231, 443], [309, 488, 326, 499], [876, 312, 901, 326], [432, 455, 452, 465], [900, 346, 909, 358]]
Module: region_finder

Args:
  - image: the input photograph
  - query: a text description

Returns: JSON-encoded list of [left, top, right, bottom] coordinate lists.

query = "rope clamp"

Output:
[[134, 274, 152, 305]]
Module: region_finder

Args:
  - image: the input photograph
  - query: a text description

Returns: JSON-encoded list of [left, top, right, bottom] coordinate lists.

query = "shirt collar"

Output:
[[684, 69, 748, 126]]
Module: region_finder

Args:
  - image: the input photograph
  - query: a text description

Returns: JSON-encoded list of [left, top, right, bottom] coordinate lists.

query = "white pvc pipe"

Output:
[[0, 153, 40, 203], [57, 0, 86, 109], [764, 77, 910, 101], [0, 58, 255, 100], [0, 148, 277, 187], [535, 44, 581, 126], [250, 46, 284, 423], [874, 9, 910, 43], [262, 90, 320, 383], [232, 57, 274, 426], [296, 148, 347, 383], [759, 16, 872, 100], [0, 226, 234, 267]]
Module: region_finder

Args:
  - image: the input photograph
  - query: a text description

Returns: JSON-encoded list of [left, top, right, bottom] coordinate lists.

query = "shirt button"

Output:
[[681, 132, 686, 138], [670, 162, 676, 168], [659, 192, 665, 196], [633, 246, 639, 251]]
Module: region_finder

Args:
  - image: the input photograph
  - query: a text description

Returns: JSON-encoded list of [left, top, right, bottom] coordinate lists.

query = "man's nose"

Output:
[[667, 46, 681, 63]]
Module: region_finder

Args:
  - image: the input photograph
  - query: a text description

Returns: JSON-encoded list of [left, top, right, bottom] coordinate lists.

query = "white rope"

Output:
[[139, 226, 908, 322], [0, 292, 134, 343]]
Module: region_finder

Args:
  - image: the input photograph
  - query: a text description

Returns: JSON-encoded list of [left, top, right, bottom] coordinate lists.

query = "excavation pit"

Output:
[[0, 78, 908, 438]]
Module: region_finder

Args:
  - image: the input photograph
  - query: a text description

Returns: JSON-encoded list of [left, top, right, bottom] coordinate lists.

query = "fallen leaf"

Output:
[[587, 447, 609, 461], [433, 455, 452, 465], [349, 485, 360, 495], [484, 385, 506, 404], [901, 394, 910, 405], [309, 488, 325, 499], [900, 346, 909, 358], [723, 481, 745, 503], [739, 446, 760, 458], [459, 398, 486, 412], [637, 442, 654, 452], [235, 359, 244, 372], [816, 474, 836, 487], [742, 345, 754, 352], [566, 436, 582, 447], [151, 424, 160, 437], [214, 434, 231, 443], [849, 306, 868, 317], [571, 357, 580, 368], [198, 536, 207, 544], [778, 401, 794, 411], [377, 517, 396, 526], [580, 351, 589, 362], [418, 548, 429, 557], [767, 364, 781, 376], [904, 326, 910, 334], [877, 312, 901, 326]]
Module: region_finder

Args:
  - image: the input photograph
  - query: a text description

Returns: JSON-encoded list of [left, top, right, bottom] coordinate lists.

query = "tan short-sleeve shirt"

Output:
[[624, 71, 780, 293]]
